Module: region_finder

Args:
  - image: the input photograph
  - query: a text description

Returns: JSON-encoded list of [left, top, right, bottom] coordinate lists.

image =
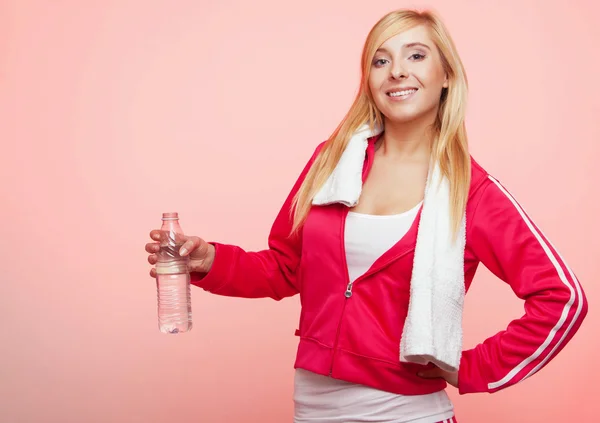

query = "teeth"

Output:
[[389, 89, 417, 97]]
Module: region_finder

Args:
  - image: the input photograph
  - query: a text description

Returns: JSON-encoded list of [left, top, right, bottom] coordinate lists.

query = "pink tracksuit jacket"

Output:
[[191, 136, 588, 396]]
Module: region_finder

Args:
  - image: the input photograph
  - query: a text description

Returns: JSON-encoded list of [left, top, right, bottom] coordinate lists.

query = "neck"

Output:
[[377, 118, 436, 161]]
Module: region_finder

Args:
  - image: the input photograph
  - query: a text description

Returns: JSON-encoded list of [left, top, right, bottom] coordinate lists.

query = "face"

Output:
[[368, 24, 448, 125]]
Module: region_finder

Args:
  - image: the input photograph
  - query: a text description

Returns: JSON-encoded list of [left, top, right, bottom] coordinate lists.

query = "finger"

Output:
[[150, 268, 157, 278], [179, 236, 201, 256], [149, 230, 162, 241], [148, 254, 157, 265], [145, 242, 160, 254]]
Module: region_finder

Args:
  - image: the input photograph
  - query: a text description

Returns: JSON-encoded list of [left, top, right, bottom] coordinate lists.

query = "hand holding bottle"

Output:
[[147, 212, 214, 334], [146, 230, 216, 278]]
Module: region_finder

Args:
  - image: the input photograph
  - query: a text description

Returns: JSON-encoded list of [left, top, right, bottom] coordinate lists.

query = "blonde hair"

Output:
[[291, 9, 471, 240]]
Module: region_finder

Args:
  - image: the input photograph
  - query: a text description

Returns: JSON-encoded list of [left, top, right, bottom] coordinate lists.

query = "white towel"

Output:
[[312, 123, 466, 373]]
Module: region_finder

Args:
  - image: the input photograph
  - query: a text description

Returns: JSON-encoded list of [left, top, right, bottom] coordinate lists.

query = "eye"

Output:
[[409, 53, 426, 61], [373, 58, 389, 67]]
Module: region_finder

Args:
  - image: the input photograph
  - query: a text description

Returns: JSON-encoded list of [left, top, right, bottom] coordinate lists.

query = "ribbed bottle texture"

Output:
[[155, 212, 192, 334]]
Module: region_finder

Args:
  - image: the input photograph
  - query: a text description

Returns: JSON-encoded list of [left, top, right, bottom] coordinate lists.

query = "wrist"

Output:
[[189, 243, 216, 273]]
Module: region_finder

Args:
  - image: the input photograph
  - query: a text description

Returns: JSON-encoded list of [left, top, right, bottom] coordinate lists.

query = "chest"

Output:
[[344, 205, 421, 283], [301, 200, 481, 297], [351, 156, 429, 215]]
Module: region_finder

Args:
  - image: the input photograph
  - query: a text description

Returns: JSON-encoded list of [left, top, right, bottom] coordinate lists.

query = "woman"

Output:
[[145, 9, 587, 423]]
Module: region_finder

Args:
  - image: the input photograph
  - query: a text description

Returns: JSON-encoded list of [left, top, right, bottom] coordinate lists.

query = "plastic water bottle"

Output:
[[155, 212, 192, 334]]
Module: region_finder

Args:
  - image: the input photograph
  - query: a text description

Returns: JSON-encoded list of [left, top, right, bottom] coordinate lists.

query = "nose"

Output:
[[390, 62, 407, 80]]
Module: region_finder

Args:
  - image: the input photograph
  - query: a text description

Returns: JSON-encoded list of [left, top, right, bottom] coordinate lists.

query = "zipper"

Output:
[[329, 295, 349, 376], [344, 281, 354, 298], [329, 207, 351, 376], [329, 138, 391, 376], [341, 140, 374, 302], [328, 207, 417, 376]]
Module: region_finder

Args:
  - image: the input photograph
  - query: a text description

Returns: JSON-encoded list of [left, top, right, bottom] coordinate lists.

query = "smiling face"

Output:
[[368, 24, 449, 125]]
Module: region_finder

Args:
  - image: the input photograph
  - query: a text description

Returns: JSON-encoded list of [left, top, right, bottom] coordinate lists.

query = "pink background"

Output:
[[1, 0, 598, 422]]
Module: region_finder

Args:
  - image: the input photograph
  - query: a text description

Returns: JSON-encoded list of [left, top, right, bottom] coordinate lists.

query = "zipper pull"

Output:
[[345, 282, 353, 298]]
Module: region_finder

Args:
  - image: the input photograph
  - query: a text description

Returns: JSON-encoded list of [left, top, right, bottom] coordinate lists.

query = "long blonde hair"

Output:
[[291, 9, 471, 240]]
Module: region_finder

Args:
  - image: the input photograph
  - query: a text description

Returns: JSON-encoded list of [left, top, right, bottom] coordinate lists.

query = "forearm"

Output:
[[191, 240, 301, 300]]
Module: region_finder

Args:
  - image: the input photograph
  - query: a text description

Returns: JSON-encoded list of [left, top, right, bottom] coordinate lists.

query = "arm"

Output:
[[190, 143, 324, 301], [458, 175, 588, 394]]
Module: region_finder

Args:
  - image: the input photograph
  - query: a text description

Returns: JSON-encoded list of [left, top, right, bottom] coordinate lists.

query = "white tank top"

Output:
[[293, 202, 455, 423]]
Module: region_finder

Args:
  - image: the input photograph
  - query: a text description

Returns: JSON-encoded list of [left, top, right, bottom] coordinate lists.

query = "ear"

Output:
[[443, 74, 449, 89]]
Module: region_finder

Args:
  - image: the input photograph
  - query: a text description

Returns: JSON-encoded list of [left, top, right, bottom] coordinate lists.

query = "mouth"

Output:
[[386, 88, 418, 100]]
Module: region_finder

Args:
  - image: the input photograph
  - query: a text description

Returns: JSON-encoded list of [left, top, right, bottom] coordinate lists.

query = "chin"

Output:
[[378, 103, 437, 125], [381, 110, 422, 124]]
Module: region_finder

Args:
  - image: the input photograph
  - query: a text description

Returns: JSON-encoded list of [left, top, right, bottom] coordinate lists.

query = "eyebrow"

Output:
[[404, 42, 431, 50], [375, 42, 432, 54]]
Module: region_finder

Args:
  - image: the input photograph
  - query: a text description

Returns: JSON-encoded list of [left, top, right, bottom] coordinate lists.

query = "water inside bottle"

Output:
[[156, 229, 192, 334], [156, 271, 192, 334]]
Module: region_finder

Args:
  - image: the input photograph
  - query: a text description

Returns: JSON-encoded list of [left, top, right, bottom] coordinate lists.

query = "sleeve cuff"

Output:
[[457, 349, 486, 395]]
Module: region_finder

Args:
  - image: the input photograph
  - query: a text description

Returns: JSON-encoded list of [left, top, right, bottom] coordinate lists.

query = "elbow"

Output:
[[560, 269, 587, 327], [578, 283, 589, 325], [565, 275, 588, 334]]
